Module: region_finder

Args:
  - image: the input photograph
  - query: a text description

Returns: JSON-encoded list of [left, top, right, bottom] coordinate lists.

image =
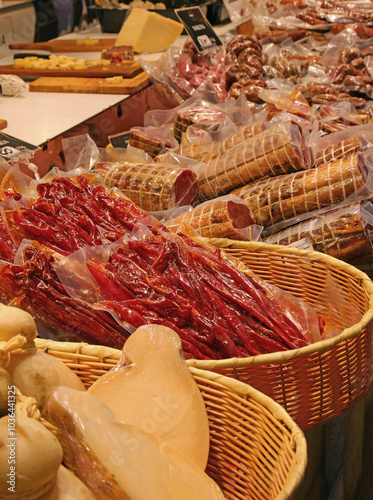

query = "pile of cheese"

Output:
[[115, 7, 184, 53], [122, 0, 166, 9], [13, 55, 112, 71]]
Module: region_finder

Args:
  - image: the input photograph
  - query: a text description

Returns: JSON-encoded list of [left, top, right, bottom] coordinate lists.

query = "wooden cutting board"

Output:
[[9, 39, 117, 53], [29, 72, 151, 94], [0, 61, 142, 79]]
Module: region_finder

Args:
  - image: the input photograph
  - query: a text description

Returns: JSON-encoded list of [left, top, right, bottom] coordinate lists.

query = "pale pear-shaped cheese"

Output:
[[6, 351, 86, 420], [0, 303, 37, 342], [88, 324, 210, 469], [49, 386, 225, 500], [37, 465, 96, 500], [0, 415, 63, 499]]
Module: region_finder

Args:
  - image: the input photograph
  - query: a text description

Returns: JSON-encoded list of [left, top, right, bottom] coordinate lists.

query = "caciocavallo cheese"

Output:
[[115, 8, 184, 53]]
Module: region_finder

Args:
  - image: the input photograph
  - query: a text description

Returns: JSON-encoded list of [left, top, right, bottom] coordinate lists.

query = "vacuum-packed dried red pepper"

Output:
[[0, 218, 17, 262], [3, 175, 162, 258], [0, 247, 132, 348], [0, 172, 316, 359], [77, 232, 311, 358]]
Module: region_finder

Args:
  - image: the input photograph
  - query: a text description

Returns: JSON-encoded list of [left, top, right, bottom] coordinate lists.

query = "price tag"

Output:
[[288, 237, 315, 251], [108, 131, 130, 148], [175, 7, 222, 52], [0, 132, 37, 160], [222, 0, 253, 27]]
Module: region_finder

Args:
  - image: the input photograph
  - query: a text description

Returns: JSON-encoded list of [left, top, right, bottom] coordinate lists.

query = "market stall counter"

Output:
[[1, 8, 373, 500]]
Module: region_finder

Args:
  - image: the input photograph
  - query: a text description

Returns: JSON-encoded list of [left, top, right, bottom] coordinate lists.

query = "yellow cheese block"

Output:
[[115, 8, 184, 53]]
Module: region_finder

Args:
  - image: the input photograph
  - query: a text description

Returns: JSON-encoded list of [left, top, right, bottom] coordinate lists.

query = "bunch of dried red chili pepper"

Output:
[[75, 231, 311, 359], [0, 172, 316, 359]]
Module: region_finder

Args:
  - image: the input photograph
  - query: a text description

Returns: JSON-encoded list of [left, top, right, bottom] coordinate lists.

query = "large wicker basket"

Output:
[[33, 338, 307, 500], [186, 239, 373, 431]]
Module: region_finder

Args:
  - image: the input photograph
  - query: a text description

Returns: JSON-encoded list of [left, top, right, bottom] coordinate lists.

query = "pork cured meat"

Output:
[[314, 135, 368, 168], [264, 202, 373, 263], [173, 106, 227, 144], [176, 122, 267, 163], [166, 198, 256, 240], [232, 153, 368, 230], [197, 122, 312, 201], [93, 162, 199, 212], [129, 127, 175, 158]]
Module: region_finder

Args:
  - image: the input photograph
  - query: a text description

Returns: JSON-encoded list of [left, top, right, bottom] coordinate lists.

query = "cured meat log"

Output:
[[314, 135, 368, 168], [166, 197, 256, 241], [196, 122, 312, 201], [175, 122, 267, 163], [173, 106, 226, 144], [93, 162, 199, 212], [231, 153, 369, 230], [264, 202, 373, 262]]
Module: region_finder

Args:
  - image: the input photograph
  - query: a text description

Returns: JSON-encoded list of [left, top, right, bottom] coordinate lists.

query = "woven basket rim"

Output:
[[189, 366, 308, 500], [5, 238, 373, 368], [34, 338, 123, 361], [182, 238, 373, 368], [31, 338, 307, 500], [32, 337, 307, 435]]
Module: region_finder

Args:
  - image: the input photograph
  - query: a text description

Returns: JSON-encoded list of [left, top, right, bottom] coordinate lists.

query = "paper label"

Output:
[[108, 131, 130, 148], [175, 7, 222, 52], [288, 237, 315, 251], [0, 132, 37, 160]]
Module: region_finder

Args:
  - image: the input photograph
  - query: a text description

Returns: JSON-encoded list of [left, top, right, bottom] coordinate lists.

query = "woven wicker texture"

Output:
[[186, 239, 373, 431], [33, 338, 307, 500]]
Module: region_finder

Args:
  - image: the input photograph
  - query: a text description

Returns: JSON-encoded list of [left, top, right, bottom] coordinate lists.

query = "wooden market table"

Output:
[[0, 28, 163, 174]]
